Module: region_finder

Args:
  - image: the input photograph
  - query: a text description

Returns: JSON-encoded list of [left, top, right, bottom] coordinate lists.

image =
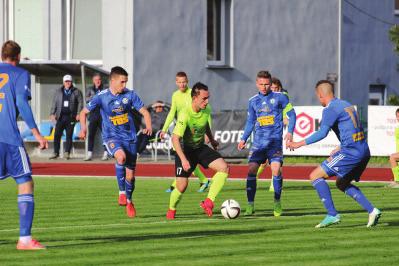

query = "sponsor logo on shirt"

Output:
[[257, 115, 275, 126], [110, 113, 129, 125], [122, 98, 128, 104]]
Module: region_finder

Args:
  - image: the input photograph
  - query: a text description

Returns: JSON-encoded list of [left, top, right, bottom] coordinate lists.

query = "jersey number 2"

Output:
[[0, 73, 10, 113]]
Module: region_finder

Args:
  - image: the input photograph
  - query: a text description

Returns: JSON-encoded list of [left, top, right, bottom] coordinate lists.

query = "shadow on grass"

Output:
[[47, 227, 267, 248]]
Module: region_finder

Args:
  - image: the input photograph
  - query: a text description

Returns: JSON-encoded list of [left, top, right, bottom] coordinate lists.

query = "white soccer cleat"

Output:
[[367, 208, 382, 228]]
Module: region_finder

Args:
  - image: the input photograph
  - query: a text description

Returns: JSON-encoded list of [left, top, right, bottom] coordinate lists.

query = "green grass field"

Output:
[[1, 176, 399, 265]]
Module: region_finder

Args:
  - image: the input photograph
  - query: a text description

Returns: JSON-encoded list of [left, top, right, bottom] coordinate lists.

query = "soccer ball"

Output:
[[220, 199, 241, 219]]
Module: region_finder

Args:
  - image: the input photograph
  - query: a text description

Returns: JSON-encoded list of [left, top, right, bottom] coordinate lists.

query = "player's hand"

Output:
[[50, 115, 56, 123], [330, 146, 340, 156], [142, 128, 152, 136], [204, 134, 210, 144], [210, 139, 219, 150], [237, 140, 246, 150], [182, 159, 191, 172], [287, 141, 302, 150], [284, 132, 294, 151], [36, 135, 48, 150], [79, 129, 87, 140], [75, 114, 80, 121], [160, 131, 166, 139]]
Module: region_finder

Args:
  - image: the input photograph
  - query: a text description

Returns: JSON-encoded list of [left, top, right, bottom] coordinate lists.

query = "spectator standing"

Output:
[[49, 74, 83, 159], [84, 73, 108, 161]]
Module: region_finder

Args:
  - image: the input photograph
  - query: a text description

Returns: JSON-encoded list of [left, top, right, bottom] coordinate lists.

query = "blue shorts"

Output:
[[321, 149, 370, 182], [248, 139, 283, 165], [0, 142, 32, 184], [104, 139, 137, 169]]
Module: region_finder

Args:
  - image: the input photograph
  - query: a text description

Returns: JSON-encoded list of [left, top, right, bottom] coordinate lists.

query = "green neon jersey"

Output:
[[173, 105, 212, 149], [162, 87, 212, 133]]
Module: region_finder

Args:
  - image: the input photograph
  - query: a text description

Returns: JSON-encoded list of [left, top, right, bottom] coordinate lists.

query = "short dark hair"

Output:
[[271, 77, 283, 90], [1, 40, 21, 61], [315, 80, 334, 94], [110, 66, 128, 79], [191, 82, 208, 98], [176, 71, 187, 78], [92, 72, 101, 79], [256, 70, 272, 80], [396, 108, 399, 115]]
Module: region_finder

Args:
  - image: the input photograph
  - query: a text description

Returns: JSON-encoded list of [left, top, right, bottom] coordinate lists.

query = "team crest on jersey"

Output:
[[122, 98, 128, 104], [110, 142, 115, 149], [270, 99, 275, 104]]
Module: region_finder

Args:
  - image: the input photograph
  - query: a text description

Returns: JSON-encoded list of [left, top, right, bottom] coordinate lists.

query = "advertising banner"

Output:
[[368, 106, 398, 156]]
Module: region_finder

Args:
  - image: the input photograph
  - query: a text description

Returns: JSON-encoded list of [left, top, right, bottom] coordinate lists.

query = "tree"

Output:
[[389, 25, 399, 55]]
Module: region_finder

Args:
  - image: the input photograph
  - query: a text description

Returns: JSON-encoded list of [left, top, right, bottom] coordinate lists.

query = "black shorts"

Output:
[[175, 145, 222, 178]]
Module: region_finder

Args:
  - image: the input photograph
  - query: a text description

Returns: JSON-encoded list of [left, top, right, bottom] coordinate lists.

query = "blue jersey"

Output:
[[321, 98, 368, 153], [241, 91, 294, 142], [87, 88, 144, 142], [0, 63, 31, 146]]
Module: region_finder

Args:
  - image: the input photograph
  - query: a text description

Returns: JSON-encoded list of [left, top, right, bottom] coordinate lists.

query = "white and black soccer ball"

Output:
[[220, 199, 241, 219]]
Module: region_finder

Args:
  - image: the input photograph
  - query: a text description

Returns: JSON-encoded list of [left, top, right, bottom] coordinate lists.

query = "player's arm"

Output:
[[76, 89, 84, 121], [139, 106, 152, 136], [161, 94, 177, 138], [79, 94, 100, 139], [238, 101, 256, 150], [288, 109, 335, 150], [15, 72, 48, 149], [205, 123, 219, 150], [79, 107, 90, 139], [172, 113, 190, 171]]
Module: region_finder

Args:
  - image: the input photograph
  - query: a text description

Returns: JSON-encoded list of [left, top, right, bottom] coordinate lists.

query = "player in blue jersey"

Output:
[[287, 80, 381, 228], [238, 70, 296, 217], [79, 66, 152, 218], [0, 40, 48, 250]]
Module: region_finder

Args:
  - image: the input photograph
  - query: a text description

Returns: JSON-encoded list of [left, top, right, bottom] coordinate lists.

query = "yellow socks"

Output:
[[207, 172, 228, 201]]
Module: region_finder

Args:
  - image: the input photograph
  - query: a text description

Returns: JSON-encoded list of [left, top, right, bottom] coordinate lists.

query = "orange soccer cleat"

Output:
[[16, 239, 46, 250], [118, 193, 127, 206], [166, 209, 176, 220], [200, 198, 214, 217], [126, 201, 136, 218]]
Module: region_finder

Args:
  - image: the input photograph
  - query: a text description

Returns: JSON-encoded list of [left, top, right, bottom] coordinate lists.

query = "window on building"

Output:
[[12, 0, 44, 59], [395, 0, 399, 15], [207, 0, 233, 67], [369, 84, 386, 105], [69, 0, 102, 62]]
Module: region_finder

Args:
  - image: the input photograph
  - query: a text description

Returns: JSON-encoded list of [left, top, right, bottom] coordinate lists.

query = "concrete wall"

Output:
[[341, 0, 399, 114], [132, 0, 339, 110], [102, 0, 134, 88]]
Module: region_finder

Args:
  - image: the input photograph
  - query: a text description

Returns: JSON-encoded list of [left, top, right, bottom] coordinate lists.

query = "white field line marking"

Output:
[[31, 175, 390, 184]]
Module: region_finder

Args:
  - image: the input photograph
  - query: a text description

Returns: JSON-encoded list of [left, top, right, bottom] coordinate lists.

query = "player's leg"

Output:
[[388, 152, 399, 188], [122, 142, 138, 218], [310, 164, 340, 228], [256, 161, 274, 192], [2, 144, 45, 250], [167, 153, 194, 219], [194, 166, 210, 193], [198, 147, 228, 217], [270, 161, 282, 217], [245, 162, 260, 216], [105, 140, 127, 206], [336, 155, 381, 227]]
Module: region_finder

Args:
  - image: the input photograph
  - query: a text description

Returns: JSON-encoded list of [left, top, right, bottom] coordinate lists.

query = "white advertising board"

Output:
[[283, 106, 340, 156], [367, 106, 398, 156]]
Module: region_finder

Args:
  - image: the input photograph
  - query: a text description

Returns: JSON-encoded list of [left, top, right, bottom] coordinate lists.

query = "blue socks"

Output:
[[18, 194, 34, 237], [115, 163, 126, 192], [273, 175, 283, 200], [125, 178, 135, 202], [312, 178, 338, 216], [246, 174, 257, 204], [345, 185, 374, 213]]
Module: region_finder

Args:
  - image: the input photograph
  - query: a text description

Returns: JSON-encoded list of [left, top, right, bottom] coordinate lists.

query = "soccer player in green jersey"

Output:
[[166, 82, 229, 219], [255, 77, 293, 194], [388, 108, 399, 188], [160, 72, 210, 193]]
